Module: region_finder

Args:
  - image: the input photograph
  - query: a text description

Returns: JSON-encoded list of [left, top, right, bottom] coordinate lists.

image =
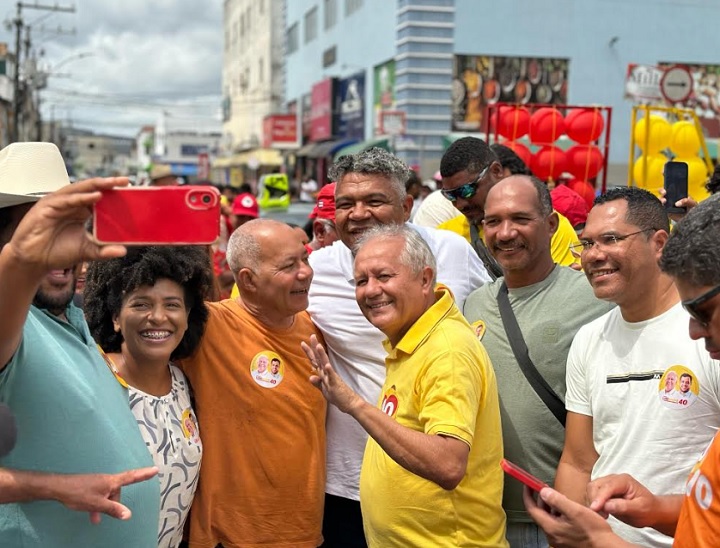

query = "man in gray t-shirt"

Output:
[[463, 175, 613, 548]]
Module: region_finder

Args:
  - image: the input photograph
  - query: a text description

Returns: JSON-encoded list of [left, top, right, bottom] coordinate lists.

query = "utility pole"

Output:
[[10, 1, 75, 143]]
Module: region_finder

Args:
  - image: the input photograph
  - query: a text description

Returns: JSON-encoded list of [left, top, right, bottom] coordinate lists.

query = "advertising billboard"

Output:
[[310, 78, 335, 142], [452, 55, 569, 132], [336, 71, 366, 141], [373, 59, 396, 136]]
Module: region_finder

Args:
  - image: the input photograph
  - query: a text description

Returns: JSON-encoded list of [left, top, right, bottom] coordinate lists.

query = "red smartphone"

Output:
[[93, 186, 221, 245], [501, 459, 548, 492]]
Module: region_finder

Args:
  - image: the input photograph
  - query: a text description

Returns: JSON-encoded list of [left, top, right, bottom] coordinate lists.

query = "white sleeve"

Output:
[[565, 327, 593, 416]]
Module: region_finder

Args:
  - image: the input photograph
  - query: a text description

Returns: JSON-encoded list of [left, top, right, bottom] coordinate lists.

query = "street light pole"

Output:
[[12, 3, 22, 143]]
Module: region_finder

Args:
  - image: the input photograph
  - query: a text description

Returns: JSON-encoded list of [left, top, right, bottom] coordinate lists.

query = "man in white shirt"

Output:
[[554, 187, 720, 548], [308, 147, 490, 547]]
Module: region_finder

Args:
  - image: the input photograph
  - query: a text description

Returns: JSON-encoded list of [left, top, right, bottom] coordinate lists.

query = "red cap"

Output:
[[232, 193, 259, 218], [309, 183, 336, 222], [550, 184, 588, 228]]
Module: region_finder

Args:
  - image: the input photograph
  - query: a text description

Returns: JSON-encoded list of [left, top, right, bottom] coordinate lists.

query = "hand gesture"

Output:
[[55, 466, 158, 524], [587, 473, 656, 527], [5, 177, 128, 274], [523, 486, 627, 548], [301, 334, 361, 414], [657, 187, 698, 222]]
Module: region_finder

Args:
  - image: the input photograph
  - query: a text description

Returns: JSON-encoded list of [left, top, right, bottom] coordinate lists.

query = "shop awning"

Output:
[[297, 138, 357, 158], [333, 138, 390, 160]]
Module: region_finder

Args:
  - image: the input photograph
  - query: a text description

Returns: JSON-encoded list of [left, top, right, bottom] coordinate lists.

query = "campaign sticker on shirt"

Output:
[[250, 351, 285, 388], [658, 365, 699, 410], [472, 320, 486, 341], [381, 385, 399, 418], [181, 408, 201, 445]]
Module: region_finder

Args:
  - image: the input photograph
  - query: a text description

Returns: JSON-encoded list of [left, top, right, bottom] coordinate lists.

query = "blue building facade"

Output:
[[285, 0, 720, 181]]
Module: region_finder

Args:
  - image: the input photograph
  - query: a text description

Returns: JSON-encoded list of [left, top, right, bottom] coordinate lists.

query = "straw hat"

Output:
[[0, 142, 70, 208]]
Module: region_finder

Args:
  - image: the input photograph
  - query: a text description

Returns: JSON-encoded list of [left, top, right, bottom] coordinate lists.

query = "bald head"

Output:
[[227, 218, 298, 273], [486, 175, 553, 218]]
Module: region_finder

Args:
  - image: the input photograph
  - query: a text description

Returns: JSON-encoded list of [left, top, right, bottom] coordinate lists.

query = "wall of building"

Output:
[[222, 0, 285, 151], [285, 0, 720, 179]]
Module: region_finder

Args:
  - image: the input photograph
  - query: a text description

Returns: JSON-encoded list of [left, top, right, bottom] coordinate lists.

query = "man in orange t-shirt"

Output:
[[181, 219, 326, 548], [523, 194, 720, 547]]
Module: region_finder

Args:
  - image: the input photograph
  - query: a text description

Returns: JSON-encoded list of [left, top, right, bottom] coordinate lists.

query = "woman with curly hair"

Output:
[[84, 246, 213, 548]]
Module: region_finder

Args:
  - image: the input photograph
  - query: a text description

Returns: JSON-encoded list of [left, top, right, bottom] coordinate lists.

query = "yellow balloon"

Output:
[[675, 156, 711, 202], [634, 115, 672, 154], [633, 154, 666, 195], [670, 121, 701, 157]]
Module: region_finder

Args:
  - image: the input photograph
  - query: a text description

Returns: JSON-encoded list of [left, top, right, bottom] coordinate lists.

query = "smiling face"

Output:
[[580, 200, 665, 308], [664, 371, 677, 393], [113, 278, 189, 365], [334, 173, 411, 249], [33, 264, 81, 315], [482, 177, 557, 285], [679, 374, 693, 394], [250, 224, 313, 317], [353, 236, 434, 346]]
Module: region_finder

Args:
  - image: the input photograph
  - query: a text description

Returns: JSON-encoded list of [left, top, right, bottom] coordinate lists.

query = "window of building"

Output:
[[305, 6, 318, 43], [287, 22, 299, 54], [345, 0, 362, 16], [324, 0, 337, 29]]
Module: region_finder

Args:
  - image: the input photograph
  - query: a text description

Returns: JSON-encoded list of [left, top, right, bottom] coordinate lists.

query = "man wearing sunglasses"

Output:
[[436, 137, 579, 277], [524, 192, 720, 547], [553, 187, 720, 547]]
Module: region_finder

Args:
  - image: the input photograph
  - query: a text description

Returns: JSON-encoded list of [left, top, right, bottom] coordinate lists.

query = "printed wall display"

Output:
[[373, 59, 396, 136], [452, 55, 570, 132], [335, 71, 366, 141]]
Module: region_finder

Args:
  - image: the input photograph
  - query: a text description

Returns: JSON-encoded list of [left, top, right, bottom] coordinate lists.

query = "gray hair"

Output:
[[660, 193, 720, 287], [353, 224, 437, 285], [329, 147, 410, 202], [226, 219, 263, 273]]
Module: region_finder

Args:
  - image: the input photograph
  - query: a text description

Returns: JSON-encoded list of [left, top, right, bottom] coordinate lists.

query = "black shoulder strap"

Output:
[[496, 282, 566, 427], [469, 223, 503, 280]]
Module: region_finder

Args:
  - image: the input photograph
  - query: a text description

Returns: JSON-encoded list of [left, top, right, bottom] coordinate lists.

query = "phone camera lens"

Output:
[[202, 195, 211, 204]]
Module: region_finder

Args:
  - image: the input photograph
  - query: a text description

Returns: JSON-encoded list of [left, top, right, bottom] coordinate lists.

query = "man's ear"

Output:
[[547, 211, 560, 237], [652, 229, 670, 260], [421, 266, 435, 292], [402, 194, 413, 221], [237, 268, 256, 293]]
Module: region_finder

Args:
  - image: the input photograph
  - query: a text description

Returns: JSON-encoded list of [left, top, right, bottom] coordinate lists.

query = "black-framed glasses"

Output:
[[569, 228, 656, 257], [682, 284, 720, 326], [440, 165, 490, 202]]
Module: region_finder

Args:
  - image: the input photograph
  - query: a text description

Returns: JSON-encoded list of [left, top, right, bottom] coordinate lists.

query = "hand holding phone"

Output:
[[663, 161, 689, 215], [93, 186, 221, 245], [501, 458, 548, 492]]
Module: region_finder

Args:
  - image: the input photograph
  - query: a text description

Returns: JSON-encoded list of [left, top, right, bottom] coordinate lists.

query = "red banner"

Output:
[[263, 114, 298, 148]]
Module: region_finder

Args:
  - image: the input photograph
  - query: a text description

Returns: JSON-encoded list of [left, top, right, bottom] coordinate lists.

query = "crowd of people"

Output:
[[0, 137, 718, 548]]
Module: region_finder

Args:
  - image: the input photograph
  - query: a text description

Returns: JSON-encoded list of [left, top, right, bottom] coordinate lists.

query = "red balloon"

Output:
[[566, 145, 604, 180], [568, 179, 597, 210], [529, 107, 566, 145], [531, 146, 567, 181], [500, 140, 533, 167], [497, 106, 531, 140], [565, 108, 605, 144]]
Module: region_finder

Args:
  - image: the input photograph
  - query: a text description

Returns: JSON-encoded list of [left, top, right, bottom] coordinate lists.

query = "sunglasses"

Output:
[[441, 165, 490, 202], [682, 284, 720, 326]]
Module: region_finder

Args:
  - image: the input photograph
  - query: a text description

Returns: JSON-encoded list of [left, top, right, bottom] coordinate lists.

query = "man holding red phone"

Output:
[[528, 192, 720, 547], [0, 142, 160, 547]]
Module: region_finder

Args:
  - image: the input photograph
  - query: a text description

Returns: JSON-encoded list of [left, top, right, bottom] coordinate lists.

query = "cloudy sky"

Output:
[[1, 0, 223, 137]]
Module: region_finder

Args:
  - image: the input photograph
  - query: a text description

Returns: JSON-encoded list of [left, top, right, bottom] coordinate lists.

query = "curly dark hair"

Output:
[[706, 163, 720, 195], [440, 137, 498, 178], [490, 143, 532, 176], [84, 246, 213, 361]]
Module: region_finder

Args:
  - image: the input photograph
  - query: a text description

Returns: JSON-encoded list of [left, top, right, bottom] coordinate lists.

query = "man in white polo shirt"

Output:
[[308, 148, 490, 547]]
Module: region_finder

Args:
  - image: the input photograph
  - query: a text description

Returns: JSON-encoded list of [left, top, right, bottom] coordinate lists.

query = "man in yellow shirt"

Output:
[[437, 137, 578, 277], [302, 224, 507, 548]]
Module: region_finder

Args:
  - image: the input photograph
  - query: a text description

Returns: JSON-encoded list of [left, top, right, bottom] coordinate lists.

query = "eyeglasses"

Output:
[[569, 228, 656, 257], [440, 165, 490, 202], [682, 284, 720, 326]]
